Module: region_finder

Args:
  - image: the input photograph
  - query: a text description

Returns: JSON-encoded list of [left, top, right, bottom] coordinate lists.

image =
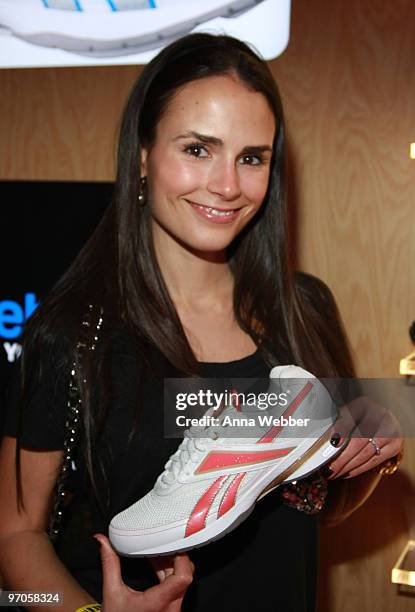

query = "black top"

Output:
[[4, 331, 318, 612]]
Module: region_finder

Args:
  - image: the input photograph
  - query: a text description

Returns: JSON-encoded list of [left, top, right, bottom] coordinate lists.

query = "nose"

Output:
[[207, 159, 241, 201]]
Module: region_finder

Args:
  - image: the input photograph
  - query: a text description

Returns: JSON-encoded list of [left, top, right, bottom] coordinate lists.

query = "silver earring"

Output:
[[138, 176, 147, 206]]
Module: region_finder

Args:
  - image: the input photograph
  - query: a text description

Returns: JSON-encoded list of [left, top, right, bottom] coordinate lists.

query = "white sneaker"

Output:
[[0, 0, 264, 56], [109, 365, 343, 556]]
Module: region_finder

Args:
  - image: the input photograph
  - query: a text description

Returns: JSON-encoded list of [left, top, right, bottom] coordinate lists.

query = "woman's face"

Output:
[[141, 74, 276, 257]]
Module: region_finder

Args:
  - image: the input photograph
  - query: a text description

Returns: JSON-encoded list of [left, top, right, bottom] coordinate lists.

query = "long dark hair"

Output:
[[18, 33, 355, 510]]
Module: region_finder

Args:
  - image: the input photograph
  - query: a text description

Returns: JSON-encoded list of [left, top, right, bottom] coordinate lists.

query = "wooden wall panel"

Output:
[[0, 1, 414, 611], [270, 0, 415, 378], [0, 66, 140, 181]]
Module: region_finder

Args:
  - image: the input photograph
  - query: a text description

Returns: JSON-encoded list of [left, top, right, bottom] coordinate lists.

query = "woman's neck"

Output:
[[152, 222, 234, 312]]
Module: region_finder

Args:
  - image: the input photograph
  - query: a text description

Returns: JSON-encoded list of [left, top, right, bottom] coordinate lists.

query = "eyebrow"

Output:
[[173, 130, 273, 154]]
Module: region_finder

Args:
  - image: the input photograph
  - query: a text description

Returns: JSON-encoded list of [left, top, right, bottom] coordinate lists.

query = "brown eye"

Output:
[[184, 144, 209, 158], [240, 154, 262, 166]]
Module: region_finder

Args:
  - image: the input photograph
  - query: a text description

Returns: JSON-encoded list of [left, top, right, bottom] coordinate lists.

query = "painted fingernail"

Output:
[[330, 433, 341, 447], [322, 466, 333, 478]]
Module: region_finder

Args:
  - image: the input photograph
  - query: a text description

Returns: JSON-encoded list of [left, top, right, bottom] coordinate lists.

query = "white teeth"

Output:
[[197, 204, 235, 217]]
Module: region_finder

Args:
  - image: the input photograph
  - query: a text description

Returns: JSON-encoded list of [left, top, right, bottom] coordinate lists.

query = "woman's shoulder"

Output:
[[293, 270, 345, 326], [294, 271, 336, 307], [293, 270, 355, 377]]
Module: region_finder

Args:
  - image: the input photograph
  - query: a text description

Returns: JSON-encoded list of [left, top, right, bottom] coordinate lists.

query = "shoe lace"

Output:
[[157, 417, 230, 488]]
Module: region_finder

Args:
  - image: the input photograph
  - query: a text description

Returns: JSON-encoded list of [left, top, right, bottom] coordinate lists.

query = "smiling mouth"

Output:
[[186, 200, 242, 218]]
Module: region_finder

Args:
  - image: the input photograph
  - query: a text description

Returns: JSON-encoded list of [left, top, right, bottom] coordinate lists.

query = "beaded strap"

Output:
[[280, 472, 328, 515], [49, 305, 103, 542]]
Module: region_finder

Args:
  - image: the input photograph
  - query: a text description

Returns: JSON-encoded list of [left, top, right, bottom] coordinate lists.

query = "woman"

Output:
[[0, 33, 403, 612]]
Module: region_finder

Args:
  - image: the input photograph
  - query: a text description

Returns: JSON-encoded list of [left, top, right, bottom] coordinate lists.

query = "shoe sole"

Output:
[[109, 429, 344, 557], [0, 0, 261, 55]]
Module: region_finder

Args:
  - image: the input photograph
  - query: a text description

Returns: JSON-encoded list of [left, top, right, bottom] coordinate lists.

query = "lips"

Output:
[[185, 199, 242, 224], [196, 205, 237, 217], [188, 200, 241, 215]]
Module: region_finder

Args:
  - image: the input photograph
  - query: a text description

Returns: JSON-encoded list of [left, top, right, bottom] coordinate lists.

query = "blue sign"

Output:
[[0, 293, 39, 339]]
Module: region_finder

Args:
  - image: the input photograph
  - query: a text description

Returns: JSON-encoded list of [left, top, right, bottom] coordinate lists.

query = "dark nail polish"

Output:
[[330, 433, 341, 447], [322, 466, 333, 478]]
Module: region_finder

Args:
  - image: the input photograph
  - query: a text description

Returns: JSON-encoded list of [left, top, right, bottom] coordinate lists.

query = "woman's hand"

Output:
[[95, 534, 194, 612], [326, 395, 403, 479]]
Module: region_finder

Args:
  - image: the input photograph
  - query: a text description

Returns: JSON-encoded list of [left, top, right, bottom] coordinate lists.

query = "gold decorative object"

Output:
[[392, 540, 415, 591], [400, 350, 415, 376]]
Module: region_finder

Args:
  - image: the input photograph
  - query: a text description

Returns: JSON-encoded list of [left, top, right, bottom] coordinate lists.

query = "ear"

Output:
[[140, 146, 148, 178]]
